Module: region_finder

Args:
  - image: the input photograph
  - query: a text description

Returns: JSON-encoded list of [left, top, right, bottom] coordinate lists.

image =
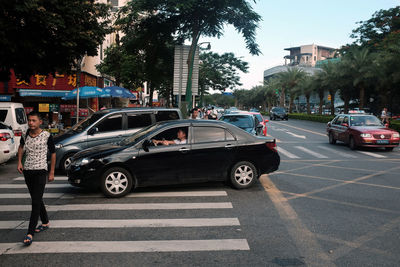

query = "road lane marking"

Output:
[[0, 193, 65, 199], [317, 146, 357, 158], [62, 191, 228, 199], [286, 131, 306, 139], [278, 147, 299, 159], [271, 121, 327, 137], [1, 218, 240, 230], [295, 146, 328, 158], [13, 176, 68, 181], [0, 184, 71, 189], [0, 239, 250, 254], [357, 151, 387, 158], [0, 202, 233, 212], [260, 175, 335, 266]]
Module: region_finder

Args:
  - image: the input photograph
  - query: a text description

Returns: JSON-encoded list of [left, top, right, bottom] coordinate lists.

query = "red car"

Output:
[[326, 114, 399, 151]]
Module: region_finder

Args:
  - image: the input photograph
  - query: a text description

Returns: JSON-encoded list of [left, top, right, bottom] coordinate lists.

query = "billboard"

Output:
[[173, 45, 199, 96]]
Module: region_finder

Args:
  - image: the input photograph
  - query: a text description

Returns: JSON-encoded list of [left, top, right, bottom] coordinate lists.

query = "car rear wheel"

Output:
[[230, 161, 257, 189], [349, 136, 357, 150], [385, 147, 394, 151], [329, 132, 336, 144], [101, 167, 133, 198]]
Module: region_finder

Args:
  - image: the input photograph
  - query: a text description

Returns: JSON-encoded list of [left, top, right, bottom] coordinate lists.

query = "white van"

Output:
[[0, 102, 28, 147]]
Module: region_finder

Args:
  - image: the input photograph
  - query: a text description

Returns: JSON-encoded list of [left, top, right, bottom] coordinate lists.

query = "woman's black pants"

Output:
[[24, 170, 49, 236]]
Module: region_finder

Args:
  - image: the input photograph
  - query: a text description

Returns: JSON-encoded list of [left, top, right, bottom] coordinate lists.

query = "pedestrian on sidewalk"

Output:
[[17, 111, 56, 246]]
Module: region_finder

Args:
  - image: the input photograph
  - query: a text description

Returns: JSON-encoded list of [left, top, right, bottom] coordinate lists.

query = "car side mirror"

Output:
[[88, 127, 98, 135], [264, 119, 269, 123], [142, 139, 151, 152], [341, 123, 349, 127]]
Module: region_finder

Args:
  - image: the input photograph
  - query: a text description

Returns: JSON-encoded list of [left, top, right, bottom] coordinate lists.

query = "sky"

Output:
[[199, 0, 399, 91]]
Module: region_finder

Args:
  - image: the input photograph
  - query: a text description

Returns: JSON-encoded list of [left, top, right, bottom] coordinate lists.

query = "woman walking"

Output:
[[17, 111, 56, 246]]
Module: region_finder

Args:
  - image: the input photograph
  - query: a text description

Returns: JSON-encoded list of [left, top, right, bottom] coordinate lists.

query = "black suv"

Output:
[[270, 107, 288, 120]]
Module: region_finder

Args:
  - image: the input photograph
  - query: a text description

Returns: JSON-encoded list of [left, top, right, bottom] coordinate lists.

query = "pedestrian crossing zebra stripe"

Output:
[[0, 193, 64, 199], [0, 218, 241, 229], [316, 146, 357, 158], [13, 176, 68, 181], [0, 202, 233, 212], [0, 239, 250, 254], [278, 147, 299, 158], [0, 184, 71, 189], [294, 146, 328, 159], [357, 151, 387, 158]]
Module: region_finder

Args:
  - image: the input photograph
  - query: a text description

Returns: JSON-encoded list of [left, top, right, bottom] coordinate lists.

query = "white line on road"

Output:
[[0, 218, 240, 230], [357, 151, 387, 158], [317, 146, 357, 158], [278, 147, 299, 159], [0, 193, 65, 199], [286, 131, 306, 139], [62, 191, 228, 199], [0, 202, 233, 212], [295, 146, 328, 159], [0, 184, 71, 189], [0, 239, 250, 254], [13, 176, 68, 181]]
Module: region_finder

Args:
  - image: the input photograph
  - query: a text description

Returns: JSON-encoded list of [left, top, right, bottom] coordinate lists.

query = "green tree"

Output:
[[120, 0, 261, 109], [199, 52, 249, 105], [296, 75, 315, 114], [0, 0, 111, 81], [277, 67, 306, 112]]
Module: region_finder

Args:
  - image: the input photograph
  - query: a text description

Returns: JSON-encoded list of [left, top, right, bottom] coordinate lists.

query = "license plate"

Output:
[[377, 140, 389, 144]]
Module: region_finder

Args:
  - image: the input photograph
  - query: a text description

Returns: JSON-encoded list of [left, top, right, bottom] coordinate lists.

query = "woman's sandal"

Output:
[[23, 235, 32, 246], [35, 224, 49, 233]]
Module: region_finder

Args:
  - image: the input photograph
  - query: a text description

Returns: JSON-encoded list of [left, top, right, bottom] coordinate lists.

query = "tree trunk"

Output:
[[359, 85, 365, 108], [344, 95, 350, 113], [280, 87, 285, 107], [329, 90, 335, 115], [148, 81, 153, 107], [319, 96, 324, 115], [289, 95, 294, 113], [306, 95, 311, 114]]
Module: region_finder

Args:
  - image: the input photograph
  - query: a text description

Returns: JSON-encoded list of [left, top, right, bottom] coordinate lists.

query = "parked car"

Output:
[[247, 111, 268, 136], [0, 122, 17, 164], [326, 114, 399, 151], [0, 102, 28, 146], [219, 113, 264, 136], [54, 108, 182, 170], [67, 120, 280, 197], [270, 107, 288, 120]]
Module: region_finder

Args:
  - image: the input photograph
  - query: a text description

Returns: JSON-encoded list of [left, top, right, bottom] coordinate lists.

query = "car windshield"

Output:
[[255, 114, 263, 123], [221, 115, 254, 128], [119, 124, 159, 146], [70, 113, 105, 132], [350, 115, 382, 126], [273, 108, 285, 112]]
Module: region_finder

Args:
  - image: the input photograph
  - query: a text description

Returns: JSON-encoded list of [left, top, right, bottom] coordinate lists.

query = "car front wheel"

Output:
[[329, 132, 336, 144], [61, 153, 75, 171], [230, 161, 257, 189], [101, 167, 133, 198], [349, 136, 357, 150]]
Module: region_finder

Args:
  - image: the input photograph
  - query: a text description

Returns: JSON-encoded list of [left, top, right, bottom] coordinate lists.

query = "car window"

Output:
[[0, 110, 8, 122], [255, 114, 263, 123], [343, 116, 349, 124], [155, 111, 179, 122], [226, 130, 235, 141], [96, 114, 123, 132], [71, 112, 105, 132], [127, 113, 152, 129], [0, 122, 10, 129], [194, 127, 225, 143], [350, 115, 381, 126], [15, 108, 27, 124], [151, 126, 188, 145], [335, 116, 344, 125], [221, 116, 254, 128]]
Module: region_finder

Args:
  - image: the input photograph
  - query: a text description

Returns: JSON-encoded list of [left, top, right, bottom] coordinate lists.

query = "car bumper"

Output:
[[260, 152, 280, 174], [359, 139, 399, 147], [67, 163, 102, 188]]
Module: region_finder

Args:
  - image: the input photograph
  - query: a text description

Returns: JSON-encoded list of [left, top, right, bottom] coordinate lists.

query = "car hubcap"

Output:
[[234, 165, 253, 185], [64, 157, 72, 169], [105, 172, 128, 194]]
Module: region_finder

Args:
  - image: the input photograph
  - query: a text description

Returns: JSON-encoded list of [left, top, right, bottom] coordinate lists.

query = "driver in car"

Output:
[[152, 128, 187, 146]]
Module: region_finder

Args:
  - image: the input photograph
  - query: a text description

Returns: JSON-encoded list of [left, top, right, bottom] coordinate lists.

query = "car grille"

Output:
[[373, 134, 391, 139]]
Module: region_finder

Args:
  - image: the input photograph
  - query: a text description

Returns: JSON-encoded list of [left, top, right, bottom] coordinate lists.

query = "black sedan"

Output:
[[67, 120, 280, 197], [220, 113, 264, 136]]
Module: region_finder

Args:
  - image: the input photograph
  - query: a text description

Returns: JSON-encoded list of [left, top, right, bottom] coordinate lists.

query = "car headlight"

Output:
[[75, 157, 93, 166], [360, 133, 372, 138], [55, 144, 63, 149], [393, 133, 400, 138]]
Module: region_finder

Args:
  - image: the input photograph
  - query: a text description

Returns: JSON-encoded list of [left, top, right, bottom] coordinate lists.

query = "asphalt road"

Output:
[[0, 119, 399, 266]]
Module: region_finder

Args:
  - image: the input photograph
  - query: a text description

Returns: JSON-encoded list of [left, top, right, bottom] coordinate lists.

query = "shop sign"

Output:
[[49, 104, 59, 112], [71, 108, 89, 117], [0, 95, 11, 101], [24, 107, 34, 114], [39, 103, 50, 112], [60, 104, 76, 112]]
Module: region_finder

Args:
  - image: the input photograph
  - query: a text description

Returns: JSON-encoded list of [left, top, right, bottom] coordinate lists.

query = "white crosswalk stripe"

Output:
[[278, 147, 299, 158], [317, 146, 357, 158], [13, 176, 68, 181], [294, 146, 328, 158], [0, 239, 250, 254], [357, 151, 387, 158], [0, 193, 65, 199], [0, 184, 71, 189]]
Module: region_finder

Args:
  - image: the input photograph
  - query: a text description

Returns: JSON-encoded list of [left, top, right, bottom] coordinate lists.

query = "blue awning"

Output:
[[18, 89, 71, 97]]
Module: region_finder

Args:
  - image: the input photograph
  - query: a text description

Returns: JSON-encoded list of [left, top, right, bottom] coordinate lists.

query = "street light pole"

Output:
[[75, 55, 84, 124]]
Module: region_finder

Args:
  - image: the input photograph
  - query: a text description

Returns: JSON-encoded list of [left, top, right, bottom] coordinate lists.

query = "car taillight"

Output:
[[14, 129, 22, 136], [0, 133, 11, 141], [266, 141, 277, 152]]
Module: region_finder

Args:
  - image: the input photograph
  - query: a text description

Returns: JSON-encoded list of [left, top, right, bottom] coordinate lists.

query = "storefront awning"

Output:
[[18, 89, 71, 97]]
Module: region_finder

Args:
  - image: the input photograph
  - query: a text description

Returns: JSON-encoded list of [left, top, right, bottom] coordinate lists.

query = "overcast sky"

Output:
[[199, 0, 399, 91]]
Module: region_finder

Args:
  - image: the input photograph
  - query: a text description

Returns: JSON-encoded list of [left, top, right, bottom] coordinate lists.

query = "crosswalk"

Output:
[[0, 176, 248, 255], [277, 144, 398, 159]]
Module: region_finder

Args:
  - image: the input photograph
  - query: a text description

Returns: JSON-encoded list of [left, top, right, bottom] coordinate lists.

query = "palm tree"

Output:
[[277, 67, 306, 112], [296, 75, 316, 114], [319, 61, 341, 115]]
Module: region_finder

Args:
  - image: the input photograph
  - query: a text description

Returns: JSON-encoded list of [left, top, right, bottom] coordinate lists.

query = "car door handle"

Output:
[[179, 147, 189, 153], [225, 144, 234, 148]]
